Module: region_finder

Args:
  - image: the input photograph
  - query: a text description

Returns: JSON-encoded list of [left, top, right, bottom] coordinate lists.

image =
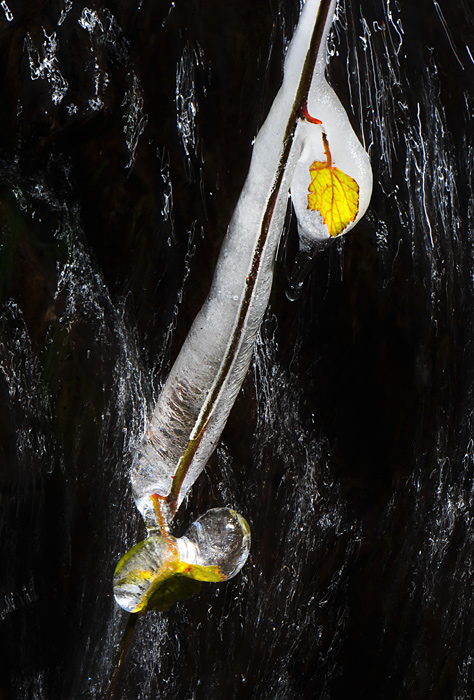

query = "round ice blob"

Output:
[[179, 508, 251, 579], [113, 535, 178, 613]]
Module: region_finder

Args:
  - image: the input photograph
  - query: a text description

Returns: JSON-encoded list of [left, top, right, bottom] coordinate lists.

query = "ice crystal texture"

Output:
[[131, 0, 373, 529]]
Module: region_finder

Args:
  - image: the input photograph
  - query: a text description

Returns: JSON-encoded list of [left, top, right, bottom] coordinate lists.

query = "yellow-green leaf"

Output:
[[307, 135, 359, 237], [113, 532, 227, 613], [147, 575, 203, 612], [178, 562, 225, 583], [144, 563, 224, 612]]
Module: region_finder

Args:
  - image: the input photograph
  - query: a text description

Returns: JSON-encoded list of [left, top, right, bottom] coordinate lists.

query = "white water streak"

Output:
[[1, 1, 13, 21], [25, 30, 68, 105]]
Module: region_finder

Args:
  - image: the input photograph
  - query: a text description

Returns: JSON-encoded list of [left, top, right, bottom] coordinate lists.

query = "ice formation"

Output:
[[114, 508, 250, 613], [114, 0, 372, 612]]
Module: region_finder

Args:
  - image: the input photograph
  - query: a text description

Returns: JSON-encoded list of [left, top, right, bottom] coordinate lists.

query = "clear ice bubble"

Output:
[[113, 508, 250, 613], [177, 508, 251, 579]]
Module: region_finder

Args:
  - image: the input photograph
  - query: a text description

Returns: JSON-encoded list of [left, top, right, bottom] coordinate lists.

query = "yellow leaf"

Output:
[[307, 133, 359, 237], [178, 562, 225, 583]]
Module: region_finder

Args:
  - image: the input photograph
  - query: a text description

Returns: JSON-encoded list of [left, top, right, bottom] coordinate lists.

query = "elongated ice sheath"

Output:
[[130, 0, 372, 531]]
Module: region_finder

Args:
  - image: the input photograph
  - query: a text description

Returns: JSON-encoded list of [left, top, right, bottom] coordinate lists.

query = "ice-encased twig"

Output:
[[130, 0, 371, 531]]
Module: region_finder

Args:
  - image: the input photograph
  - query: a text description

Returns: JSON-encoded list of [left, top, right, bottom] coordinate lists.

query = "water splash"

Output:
[[122, 72, 148, 170], [25, 30, 68, 105]]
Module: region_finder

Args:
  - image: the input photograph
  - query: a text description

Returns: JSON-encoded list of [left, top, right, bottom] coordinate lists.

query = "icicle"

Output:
[[114, 0, 372, 613]]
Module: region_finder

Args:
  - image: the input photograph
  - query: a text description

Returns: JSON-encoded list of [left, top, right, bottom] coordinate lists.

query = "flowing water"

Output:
[[1, 0, 474, 698]]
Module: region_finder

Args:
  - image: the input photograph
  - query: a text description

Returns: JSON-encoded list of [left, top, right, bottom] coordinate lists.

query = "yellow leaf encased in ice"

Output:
[[307, 146, 360, 237]]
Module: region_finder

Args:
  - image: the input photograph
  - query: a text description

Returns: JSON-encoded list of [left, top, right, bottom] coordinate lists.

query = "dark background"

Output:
[[1, 0, 474, 697]]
